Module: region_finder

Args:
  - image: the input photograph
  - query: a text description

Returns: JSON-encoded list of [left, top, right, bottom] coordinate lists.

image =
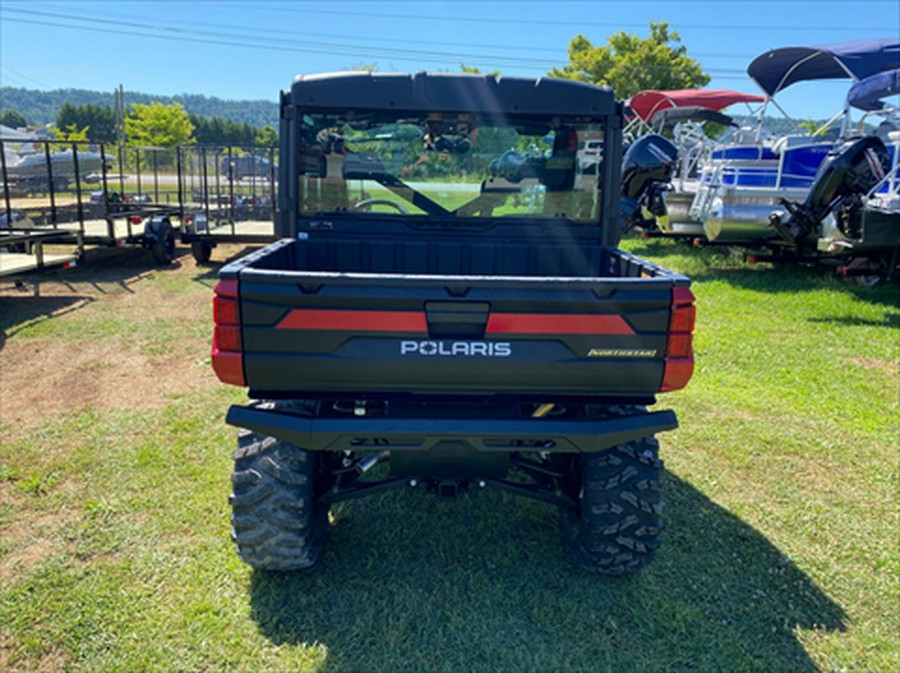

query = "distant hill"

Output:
[[0, 87, 279, 129], [1, 87, 842, 138]]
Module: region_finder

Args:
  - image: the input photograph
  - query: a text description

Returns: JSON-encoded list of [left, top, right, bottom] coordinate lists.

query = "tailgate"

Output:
[[222, 268, 692, 399]]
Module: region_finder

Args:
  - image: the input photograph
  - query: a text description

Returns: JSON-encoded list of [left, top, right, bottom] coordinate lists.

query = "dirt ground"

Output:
[[0, 245, 246, 440]]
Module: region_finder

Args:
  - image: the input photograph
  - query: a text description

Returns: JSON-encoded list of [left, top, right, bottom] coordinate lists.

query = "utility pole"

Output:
[[115, 84, 126, 170]]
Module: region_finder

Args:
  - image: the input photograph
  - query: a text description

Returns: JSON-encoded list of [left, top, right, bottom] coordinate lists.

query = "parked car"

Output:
[[220, 154, 275, 181]]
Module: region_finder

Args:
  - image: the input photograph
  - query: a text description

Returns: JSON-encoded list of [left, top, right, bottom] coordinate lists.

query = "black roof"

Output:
[[650, 106, 736, 129], [289, 71, 617, 117]]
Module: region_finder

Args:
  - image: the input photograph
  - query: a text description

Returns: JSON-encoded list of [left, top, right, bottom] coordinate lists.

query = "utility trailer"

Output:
[[0, 227, 82, 279], [2, 139, 283, 266], [1, 140, 181, 264], [178, 144, 278, 264], [212, 72, 696, 575]]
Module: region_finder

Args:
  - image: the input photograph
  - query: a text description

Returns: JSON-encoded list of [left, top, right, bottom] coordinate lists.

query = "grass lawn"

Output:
[[0, 238, 897, 672]]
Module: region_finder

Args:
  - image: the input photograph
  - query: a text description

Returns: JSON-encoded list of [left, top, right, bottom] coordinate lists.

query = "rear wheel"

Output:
[[230, 431, 329, 570], [558, 437, 664, 574]]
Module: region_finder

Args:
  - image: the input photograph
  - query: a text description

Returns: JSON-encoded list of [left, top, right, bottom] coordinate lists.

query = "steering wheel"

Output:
[[352, 198, 409, 214]]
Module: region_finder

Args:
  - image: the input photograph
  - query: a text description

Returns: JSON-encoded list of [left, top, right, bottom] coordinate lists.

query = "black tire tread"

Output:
[[149, 229, 175, 265], [561, 435, 664, 575], [191, 241, 212, 264], [229, 432, 326, 571]]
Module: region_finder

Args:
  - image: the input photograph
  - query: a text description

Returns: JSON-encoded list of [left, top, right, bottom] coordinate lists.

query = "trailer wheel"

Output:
[[230, 431, 329, 571], [191, 241, 213, 264], [558, 437, 664, 574], [843, 256, 886, 287], [147, 218, 176, 265]]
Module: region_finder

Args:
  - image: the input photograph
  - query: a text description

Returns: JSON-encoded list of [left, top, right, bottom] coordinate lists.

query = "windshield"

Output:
[[297, 111, 606, 223]]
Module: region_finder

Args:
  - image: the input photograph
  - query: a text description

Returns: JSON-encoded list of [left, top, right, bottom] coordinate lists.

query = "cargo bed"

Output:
[[215, 234, 694, 400]]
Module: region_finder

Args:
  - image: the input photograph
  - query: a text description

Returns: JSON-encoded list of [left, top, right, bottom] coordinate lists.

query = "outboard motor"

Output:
[[770, 135, 890, 244], [620, 134, 677, 231]]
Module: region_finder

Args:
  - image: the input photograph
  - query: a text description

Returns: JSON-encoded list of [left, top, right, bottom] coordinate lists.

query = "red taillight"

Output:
[[213, 281, 241, 334], [661, 359, 694, 393], [215, 325, 242, 351], [212, 349, 245, 387], [669, 303, 696, 334], [212, 279, 245, 386], [666, 332, 692, 359], [662, 287, 696, 392], [214, 296, 240, 325]]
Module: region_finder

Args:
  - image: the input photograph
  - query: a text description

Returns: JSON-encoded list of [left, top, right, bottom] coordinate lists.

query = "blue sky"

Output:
[[1, 0, 897, 122]]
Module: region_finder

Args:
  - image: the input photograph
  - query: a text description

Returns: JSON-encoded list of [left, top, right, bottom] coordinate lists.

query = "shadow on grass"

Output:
[[0, 246, 196, 349], [247, 475, 845, 673], [189, 245, 263, 288], [0, 242, 260, 351], [0, 294, 95, 350], [627, 236, 900, 302]]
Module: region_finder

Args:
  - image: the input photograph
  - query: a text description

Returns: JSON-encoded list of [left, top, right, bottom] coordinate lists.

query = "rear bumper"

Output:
[[226, 402, 678, 453]]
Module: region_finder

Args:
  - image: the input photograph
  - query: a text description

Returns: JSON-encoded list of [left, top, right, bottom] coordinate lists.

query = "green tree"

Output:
[[210, 117, 226, 144], [125, 101, 195, 147], [549, 22, 710, 99], [53, 123, 91, 152], [0, 109, 28, 129], [56, 102, 116, 143], [190, 113, 264, 146], [798, 118, 829, 136], [54, 123, 90, 142], [255, 125, 278, 146], [189, 114, 211, 142], [460, 63, 502, 77]]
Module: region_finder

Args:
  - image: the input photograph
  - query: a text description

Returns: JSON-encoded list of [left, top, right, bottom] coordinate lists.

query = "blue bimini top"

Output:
[[846, 68, 900, 111], [747, 38, 900, 97]]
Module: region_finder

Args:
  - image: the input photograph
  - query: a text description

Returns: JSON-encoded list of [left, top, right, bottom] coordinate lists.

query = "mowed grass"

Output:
[[0, 238, 897, 672]]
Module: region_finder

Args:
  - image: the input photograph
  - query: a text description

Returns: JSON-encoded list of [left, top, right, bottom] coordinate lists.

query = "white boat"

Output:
[[845, 68, 900, 212], [625, 88, 765, 237], [769, 68, 899, 281], [2, 146, 108, 191], [690, 38, 900, 247]]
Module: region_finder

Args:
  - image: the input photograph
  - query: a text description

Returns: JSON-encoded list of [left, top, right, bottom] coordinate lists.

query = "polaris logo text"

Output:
[[400, 340, 512, 357]]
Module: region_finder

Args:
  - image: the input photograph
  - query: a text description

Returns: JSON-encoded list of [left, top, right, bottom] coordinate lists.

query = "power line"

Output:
[[209, 2, 890, 32], [6, 4, 889, 76], [0, 5, 796, 62], [1, 63, 50, 88], [1, 9, 752, 77], [14, 0, 881, 33], [2, 10, 562, 68]]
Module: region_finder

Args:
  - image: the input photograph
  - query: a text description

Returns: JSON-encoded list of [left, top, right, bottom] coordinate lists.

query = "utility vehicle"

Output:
[[212, 72, 696, 574]]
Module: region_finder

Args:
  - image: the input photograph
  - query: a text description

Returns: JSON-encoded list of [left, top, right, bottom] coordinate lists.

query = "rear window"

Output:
[[296, 111, 607, 224]]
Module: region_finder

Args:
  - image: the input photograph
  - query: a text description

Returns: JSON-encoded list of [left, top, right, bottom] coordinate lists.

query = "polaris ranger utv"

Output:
[[212, 72, 695, 574]]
